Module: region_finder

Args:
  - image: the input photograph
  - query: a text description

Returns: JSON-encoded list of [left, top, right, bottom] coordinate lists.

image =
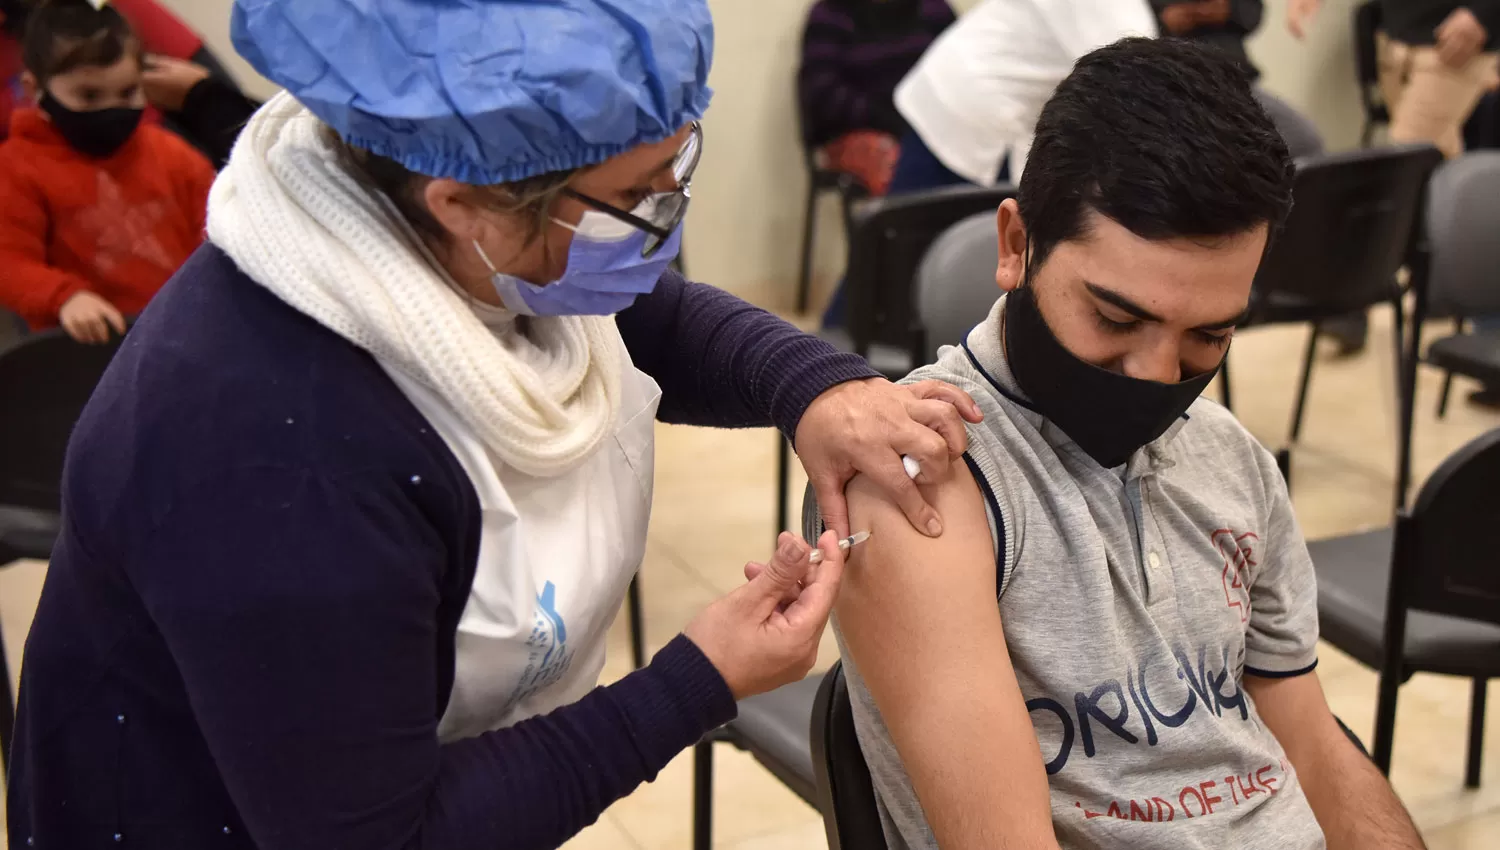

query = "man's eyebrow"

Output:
[[1085, 282, 1248, 331], [1085, 282, 1164, 323]]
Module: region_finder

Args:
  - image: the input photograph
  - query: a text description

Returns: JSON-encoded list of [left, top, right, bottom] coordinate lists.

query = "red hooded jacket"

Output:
[[0, 107, 214, 328]]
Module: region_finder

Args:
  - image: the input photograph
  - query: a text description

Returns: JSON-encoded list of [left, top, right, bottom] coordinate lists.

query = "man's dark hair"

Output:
[[1018, 37, 1295, 270], [22, 0, 139, 86]]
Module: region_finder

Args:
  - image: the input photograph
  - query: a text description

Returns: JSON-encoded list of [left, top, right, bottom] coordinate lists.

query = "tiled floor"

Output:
[[2, 306, 1498, 848]]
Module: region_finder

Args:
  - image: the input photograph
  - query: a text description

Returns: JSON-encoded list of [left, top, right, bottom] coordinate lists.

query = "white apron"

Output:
[[383, 326, 660, 741]]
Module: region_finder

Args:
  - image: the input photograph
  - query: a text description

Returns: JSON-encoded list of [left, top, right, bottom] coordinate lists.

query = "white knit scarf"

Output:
[[207, 93, 622, 478]]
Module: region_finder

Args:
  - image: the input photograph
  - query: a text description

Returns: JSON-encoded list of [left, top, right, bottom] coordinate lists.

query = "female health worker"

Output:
[[6, 0, 984, 847]]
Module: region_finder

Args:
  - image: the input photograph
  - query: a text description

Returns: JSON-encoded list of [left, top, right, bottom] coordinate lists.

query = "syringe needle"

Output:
[[809, 530, 872, 564]]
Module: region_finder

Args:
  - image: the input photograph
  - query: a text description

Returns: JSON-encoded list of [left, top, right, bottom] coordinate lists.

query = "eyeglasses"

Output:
[[563, 121, 702, 258]]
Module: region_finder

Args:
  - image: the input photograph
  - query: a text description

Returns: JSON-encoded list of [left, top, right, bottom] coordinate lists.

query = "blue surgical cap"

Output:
[[231, 0, 714, 185]]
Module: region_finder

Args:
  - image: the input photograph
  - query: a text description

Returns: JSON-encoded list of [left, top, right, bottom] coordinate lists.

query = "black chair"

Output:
[[1418, 152, 1500, 417], [1223, 144, 1442, 486], [1309, 426, 1500, 788], [624, 577, 645, 670], [688, 660, 908, 850], [844, 185, 1016, 369], [1354, 0, 1389, 148], [914, 211, 1003, 363], [1431, 328, 1500, 416], [0, 330, 126, 776], [0, 309, 25, 353], [811, 661, 887, 849], [776, 186, 1016, 534], [690, 673, 824, 850], [693, 481, 844, 849], [796, 147, 868, 315]]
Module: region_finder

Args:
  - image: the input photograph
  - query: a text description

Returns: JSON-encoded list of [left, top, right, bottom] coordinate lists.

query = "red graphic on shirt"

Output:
[[74, 170, 174, 275], [1210, 529, 1258, 623], [1071, 760, 1287, 823]]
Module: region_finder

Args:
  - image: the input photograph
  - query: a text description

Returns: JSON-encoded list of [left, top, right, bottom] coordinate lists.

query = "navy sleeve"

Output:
[[130, 465, 736, 850], [616, 269, 878, 438]]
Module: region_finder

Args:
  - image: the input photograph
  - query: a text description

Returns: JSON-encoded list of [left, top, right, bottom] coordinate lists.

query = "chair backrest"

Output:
[[1425, 151, 1500, 316], [811, 661, 888, 850], [0, 331, 124, 511], [846, 185, 1017, 363], [1395, 427, 1500, 627], [1252, 144, 1442, 320], [915, 211, 1002, 363], [0, 308, 25, 354], [1353, 1, 1387, 121]]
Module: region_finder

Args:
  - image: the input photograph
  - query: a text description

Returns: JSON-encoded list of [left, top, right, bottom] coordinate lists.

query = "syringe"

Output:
[[804, 456, 914, 564], [809, 530, 872, 564]]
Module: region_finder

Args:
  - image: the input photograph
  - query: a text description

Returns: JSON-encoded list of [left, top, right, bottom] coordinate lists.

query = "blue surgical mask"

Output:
[[475, 210, 683, 317]]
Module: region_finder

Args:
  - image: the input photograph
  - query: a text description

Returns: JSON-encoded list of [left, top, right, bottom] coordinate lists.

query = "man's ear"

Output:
[[20, 70, 38, 104], [995, 198, 1027, 293]]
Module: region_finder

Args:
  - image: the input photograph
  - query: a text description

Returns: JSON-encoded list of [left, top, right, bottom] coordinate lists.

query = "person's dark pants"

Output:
[[820, 129, 1004, 328]]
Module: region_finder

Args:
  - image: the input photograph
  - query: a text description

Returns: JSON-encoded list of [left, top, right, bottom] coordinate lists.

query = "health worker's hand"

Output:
[[795, 378, 982, 541], [684, 531, 846, 700]]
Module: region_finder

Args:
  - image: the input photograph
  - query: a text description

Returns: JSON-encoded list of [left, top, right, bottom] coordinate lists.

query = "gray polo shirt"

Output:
[[834, 297, 1326, 850]]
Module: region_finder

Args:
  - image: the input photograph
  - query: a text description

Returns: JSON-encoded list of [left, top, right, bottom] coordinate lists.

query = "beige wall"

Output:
[[163, 0, 1363, 309], [1251, 0, 1365, 152], [156, 0, 276, 100]]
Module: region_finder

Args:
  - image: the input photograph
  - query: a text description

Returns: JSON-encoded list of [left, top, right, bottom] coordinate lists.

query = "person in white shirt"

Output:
[[819, 0, 1323, 330], [818, 0, 1156, 329], [891, 0, 1158, 191]]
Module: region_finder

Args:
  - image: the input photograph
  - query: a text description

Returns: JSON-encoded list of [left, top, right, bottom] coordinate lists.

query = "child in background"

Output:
[[1, 0, 207, 142], [0, 0, 214, 343]]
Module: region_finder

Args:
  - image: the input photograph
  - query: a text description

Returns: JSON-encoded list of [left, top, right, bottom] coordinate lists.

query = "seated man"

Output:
[[833, 38, 1426, 850]]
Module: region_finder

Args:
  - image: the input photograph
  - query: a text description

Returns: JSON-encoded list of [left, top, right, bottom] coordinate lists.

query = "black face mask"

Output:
[[40, 93, 143, 159], [1003, 282, 1222, 469]]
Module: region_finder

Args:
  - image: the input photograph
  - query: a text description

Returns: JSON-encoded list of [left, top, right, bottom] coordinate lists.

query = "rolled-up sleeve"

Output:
[[1243, 451, 1320, 678]]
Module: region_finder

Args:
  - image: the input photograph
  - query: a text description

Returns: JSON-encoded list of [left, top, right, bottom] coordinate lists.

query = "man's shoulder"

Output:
[[1176, 396, 1275, 470]]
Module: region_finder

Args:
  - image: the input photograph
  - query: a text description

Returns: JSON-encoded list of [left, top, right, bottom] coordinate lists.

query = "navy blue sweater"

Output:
[[7, 245, 877, 849]]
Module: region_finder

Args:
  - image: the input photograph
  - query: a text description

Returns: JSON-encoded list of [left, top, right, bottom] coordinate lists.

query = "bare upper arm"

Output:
[[837, 464, 1059, 849], [1243, 672, 1351, 766], [837, 461, 999, 683]]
